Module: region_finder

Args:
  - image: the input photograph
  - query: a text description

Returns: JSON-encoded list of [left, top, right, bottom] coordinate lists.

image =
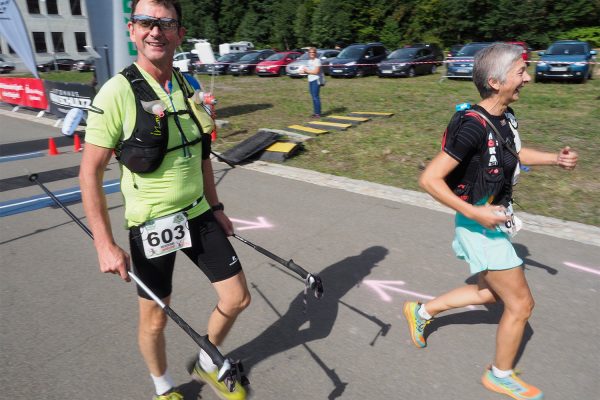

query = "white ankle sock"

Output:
[[199, 348, 218, 372], [418, 304, 432, 320], [492, 365, 513, 378], [151, 370, 175, 395]]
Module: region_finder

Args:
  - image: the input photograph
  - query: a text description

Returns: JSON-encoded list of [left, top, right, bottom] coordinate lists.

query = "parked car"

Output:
[[447, 44, 464, 58], [228, 50, 276, 76], [378, 44, 443, 77], [535, 40, 597, 83], [256, 51, 302, 76], [329, 43, 388, 78], [0, 55, 16, 73], [286, 49, 340, 77], [173, 51, 198, 73], [72, 57, 95, 72], [410, 43, 444, 65], [195, 51, 252, 75], [320, 50, 342, 75], [446, 42, 494, 79], [36, 58, 77, 72], [506, 41, 532, 65]]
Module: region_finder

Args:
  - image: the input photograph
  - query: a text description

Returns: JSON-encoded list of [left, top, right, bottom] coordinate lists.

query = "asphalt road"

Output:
[[1, 112, 599, 400]]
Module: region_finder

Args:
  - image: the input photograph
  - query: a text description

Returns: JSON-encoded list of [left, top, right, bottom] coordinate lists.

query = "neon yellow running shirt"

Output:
[[85, 64, 214, 228]]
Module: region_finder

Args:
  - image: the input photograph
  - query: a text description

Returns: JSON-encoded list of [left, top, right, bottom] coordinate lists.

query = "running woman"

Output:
[[403, 43, 578, 400]]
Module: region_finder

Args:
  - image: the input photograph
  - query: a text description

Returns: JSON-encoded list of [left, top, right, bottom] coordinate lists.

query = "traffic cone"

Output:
[[48, 137, 59, 156], [73, 134, 82, 152], [211, 128, 217, 142]]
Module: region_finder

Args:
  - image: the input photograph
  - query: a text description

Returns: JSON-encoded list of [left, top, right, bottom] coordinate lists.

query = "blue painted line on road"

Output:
[[0, 151, 45, 163], [0, 179, 120, 217]]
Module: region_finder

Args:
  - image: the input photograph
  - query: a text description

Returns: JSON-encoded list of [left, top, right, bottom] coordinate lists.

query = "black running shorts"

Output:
[[129, 211, 243, 300]]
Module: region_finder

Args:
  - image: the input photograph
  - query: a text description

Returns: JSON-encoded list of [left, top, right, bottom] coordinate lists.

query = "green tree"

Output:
[[272, 0, 298, 49], [310, 0, 354, 47], [294, 1, 315, 47], [404, 0, 443, 45]]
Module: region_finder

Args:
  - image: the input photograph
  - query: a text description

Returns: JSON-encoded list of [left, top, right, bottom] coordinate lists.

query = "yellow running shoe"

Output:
[[402, 301, 431, 348], [153, 390, 183, 400], [482, 368, 544, 399], [191, 360, 247, 400]]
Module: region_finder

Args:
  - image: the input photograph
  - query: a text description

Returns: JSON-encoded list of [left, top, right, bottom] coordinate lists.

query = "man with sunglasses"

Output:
[[79, 1, 250, 399]]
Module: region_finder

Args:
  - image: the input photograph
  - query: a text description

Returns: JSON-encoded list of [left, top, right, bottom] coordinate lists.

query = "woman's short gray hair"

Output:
[[473, 43, 524, 99]]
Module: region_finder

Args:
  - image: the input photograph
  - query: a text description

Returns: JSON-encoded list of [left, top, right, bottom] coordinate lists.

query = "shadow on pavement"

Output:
[[513, 243, 558, 275], [228, 245, 389, 399]]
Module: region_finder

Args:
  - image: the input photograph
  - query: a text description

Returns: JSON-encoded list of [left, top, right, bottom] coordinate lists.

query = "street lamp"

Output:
[[40, 0, 57, 71]]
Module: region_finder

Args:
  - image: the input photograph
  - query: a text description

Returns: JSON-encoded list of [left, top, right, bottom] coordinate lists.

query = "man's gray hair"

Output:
[[473, 43, 524, 99]]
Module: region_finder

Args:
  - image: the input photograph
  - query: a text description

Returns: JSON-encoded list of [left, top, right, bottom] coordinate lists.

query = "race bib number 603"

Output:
[[140, 212, 192, 259]]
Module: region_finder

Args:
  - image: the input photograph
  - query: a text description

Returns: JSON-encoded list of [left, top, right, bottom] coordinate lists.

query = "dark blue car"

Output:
[[329, 43, 387, 78], [535, 40, 597, 83]]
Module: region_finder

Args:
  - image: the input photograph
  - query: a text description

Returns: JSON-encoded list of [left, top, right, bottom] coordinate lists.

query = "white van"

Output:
[[218, 41, 254, 56]]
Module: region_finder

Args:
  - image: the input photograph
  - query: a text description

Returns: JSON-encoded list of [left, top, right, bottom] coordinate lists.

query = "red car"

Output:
[[256, 51, 302, 76], [506, 41, 531, 65]]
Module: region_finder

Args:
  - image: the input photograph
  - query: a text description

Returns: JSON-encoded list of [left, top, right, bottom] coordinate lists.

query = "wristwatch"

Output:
[[211, 202, 224, 212]]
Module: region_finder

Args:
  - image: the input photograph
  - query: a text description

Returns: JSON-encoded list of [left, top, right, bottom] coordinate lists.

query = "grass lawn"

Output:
[[197, 68, 600, 226]]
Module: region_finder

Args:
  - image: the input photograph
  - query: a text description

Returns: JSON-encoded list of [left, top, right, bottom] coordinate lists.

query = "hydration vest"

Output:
[[442, 106, 519, 205], [115, 64, 210, 173]]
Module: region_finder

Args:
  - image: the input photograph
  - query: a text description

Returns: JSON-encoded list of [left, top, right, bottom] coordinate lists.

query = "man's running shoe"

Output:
[[402, 301, 431, 348], [153, 390, 183, 400], [482, 368, 544, 399], [191, 360, 247, 400]]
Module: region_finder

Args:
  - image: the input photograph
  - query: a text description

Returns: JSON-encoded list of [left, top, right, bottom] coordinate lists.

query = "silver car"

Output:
[[286, 49, 340, 78]]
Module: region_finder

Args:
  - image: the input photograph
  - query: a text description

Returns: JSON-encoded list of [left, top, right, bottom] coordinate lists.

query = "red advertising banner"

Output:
[[0, 77, 48, 110]]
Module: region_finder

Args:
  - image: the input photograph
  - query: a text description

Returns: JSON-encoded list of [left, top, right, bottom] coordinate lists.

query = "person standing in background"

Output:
[[301, 47, 322, 118]]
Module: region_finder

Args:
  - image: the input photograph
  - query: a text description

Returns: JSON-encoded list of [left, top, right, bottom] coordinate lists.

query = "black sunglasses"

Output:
[[131, 15, 180, 31]]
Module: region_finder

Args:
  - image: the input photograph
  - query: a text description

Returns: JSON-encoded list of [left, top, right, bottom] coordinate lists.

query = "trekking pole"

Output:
[[28, 173, 245, 390], [233, 234, 324, 299]]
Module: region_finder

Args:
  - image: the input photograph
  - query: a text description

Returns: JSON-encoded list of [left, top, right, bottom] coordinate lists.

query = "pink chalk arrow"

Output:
[[563, 262, 600, 277], [363, 280, 432, 303], [363, 279, 475, 309], [231, 217, 273, 231]]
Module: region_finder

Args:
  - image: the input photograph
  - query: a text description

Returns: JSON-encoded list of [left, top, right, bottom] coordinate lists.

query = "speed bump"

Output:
[[259, 141, 302, 162], [323, 115, 369, 125], [349, 111, 394, 118], [287, 124, 329, 135], [306, 121, 352, 131]]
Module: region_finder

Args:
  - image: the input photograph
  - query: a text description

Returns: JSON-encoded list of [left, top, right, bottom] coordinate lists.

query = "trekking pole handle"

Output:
[[233, 234, 309, 279]]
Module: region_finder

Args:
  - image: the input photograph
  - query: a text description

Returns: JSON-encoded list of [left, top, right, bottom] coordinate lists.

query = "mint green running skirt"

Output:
[[452, 212, 523, 275]]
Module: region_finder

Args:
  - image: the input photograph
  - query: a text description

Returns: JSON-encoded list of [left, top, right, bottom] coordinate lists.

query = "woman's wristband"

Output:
[[211, 202, 224, 212]]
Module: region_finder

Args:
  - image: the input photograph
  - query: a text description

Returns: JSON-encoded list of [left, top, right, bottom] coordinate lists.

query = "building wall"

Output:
[[0, 0, 92, 71]]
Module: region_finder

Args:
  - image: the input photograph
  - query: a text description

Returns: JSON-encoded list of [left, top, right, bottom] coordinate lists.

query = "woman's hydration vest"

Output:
[[442, 106, 520, 206]]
